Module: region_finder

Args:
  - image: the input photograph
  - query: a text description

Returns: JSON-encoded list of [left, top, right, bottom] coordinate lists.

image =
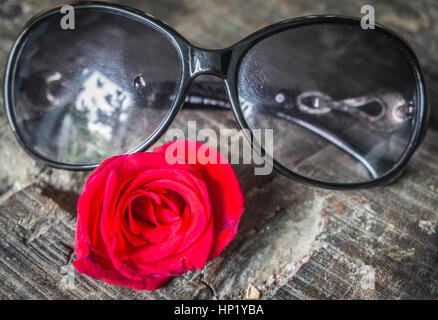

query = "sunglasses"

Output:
[[3, 1, 429, 189]]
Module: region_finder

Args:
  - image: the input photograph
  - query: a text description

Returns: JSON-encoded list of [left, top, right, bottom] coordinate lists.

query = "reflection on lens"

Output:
[[12, 8, 182, 165], [237, 23, 419, 184]]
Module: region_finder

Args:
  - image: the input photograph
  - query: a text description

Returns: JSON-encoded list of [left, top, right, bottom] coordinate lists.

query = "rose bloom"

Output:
[[73, 140, 244, 290]]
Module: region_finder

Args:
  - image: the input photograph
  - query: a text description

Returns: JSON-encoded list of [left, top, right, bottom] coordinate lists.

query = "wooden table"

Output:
[[0, 0, 437, 300]]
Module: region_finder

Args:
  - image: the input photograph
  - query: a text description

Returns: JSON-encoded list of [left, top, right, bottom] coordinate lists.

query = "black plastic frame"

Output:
[[3, 1, 429, 189]]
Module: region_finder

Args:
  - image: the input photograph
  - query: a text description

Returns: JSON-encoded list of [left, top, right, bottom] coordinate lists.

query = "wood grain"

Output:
[[275, 130, 438, 300], [0, 173, 326, 299]]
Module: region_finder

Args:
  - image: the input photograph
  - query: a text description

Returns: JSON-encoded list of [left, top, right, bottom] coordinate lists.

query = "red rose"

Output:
[[73, 140, 244, 290]]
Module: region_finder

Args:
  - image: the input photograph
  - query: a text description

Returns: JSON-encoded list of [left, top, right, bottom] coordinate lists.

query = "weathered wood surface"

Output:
[[0, 0, 437, 300], [0, 173, 325, 299], [276, 131, 438, 300]]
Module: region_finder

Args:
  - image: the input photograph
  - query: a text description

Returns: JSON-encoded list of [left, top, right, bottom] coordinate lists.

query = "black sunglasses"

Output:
[[3, 1, 429, 189]]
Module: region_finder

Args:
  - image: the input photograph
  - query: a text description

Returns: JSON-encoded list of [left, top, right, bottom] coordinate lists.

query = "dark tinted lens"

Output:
[[11, 8, 182, 165], [237, 22, 420, 184]]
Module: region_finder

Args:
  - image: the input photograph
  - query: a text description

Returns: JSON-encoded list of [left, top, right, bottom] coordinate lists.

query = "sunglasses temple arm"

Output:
[[182, 81, 378, 179]]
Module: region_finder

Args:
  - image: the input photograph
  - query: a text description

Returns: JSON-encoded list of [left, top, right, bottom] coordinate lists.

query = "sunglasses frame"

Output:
[[3, 1, 429, 189]]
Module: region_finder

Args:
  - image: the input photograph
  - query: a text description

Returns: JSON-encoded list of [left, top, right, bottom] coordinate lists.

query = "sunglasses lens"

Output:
[[237, 22, 421, 184], [10, 8, 182, 165]]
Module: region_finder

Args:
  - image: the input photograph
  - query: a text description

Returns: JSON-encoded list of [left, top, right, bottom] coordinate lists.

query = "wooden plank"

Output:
[[274, 129, 438, 300], [0, 163, 327, 299]]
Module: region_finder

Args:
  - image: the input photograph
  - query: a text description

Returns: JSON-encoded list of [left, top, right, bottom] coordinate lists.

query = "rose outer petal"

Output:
[[73, 257, 169, 290], [153, 140, 245, 260]]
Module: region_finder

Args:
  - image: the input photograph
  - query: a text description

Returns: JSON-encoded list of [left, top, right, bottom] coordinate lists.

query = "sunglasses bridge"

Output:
[[189, 47, 232, 79]]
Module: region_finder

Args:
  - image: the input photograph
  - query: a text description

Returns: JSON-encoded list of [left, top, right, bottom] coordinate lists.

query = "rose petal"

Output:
[[73, 256, 169, 291], [154, 140, 245, 260]]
